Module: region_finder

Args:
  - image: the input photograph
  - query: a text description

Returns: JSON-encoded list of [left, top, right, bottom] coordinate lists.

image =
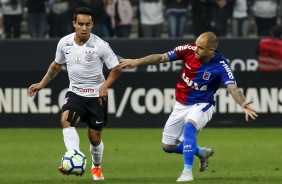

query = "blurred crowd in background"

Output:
[[0, 0, 282, 39]]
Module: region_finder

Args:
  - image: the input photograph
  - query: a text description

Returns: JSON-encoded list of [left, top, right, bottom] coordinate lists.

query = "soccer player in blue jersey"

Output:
[[119, 31, 258, 182]]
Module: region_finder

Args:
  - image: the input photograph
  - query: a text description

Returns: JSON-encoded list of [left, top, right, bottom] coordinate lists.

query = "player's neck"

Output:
[[201, 53, 216, 63], [74, 35, 89, 46]]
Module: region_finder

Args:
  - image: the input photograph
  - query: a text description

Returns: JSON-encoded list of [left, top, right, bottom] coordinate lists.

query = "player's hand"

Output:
[[98, 86, 108, 106], [98, 96, 107, 106], [119, 59, 138, 69], [28, 83, 43, 97], [241, 101, 258, 121]]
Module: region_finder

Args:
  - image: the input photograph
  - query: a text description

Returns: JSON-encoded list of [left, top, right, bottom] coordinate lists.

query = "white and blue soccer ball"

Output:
[[61, 149, 87, 175]]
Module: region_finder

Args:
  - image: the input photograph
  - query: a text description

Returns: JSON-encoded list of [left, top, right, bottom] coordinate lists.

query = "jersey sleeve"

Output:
[[55, 38, 66, 64], [219, 60, 237, 87], [100, 41, 119, 69], [167, 43, 195, 61], [167, 50, 179, 61]]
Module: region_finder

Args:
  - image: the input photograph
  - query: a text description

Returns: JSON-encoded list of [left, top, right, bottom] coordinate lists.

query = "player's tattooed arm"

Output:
[[226, 84, 246, 106], [46, 61, 62, 81], [28, 61, 62, 97], [139, 53, 170, 65], [226, 84, 258, 121], [40, 61, 63, 88], [119, 53, 169, 68]]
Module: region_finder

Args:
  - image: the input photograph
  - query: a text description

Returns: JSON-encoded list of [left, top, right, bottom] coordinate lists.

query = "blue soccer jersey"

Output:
[[167, 43, 237, 105]]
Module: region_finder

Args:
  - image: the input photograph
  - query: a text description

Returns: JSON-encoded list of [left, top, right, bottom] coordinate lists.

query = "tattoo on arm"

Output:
[[46, 65, 59, 81], [226, 84, 246, 106], [140, 54, 170, 65], [42, 62, 62, 86], [159, 54, 170, 63]]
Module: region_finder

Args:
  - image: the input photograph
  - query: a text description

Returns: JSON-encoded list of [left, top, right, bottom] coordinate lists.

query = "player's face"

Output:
[[73, 14, 93, 42], [195, 37, 215, 62]]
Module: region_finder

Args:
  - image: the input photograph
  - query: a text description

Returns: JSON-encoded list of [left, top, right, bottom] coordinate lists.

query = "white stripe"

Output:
[[116, 87, 132, 117], [259, 64, 282, 69], [259, 57, 282, 63]]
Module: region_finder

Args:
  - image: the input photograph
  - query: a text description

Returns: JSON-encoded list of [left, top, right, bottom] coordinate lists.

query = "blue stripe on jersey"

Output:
[[167, 51, 178, 61], [202, 103, 213, 112]]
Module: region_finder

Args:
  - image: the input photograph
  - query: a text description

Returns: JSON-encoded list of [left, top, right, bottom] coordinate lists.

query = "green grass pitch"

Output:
[[0, 128, 282, 184]]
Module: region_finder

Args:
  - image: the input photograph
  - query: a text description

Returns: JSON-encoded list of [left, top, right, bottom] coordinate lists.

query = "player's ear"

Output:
[[209, 47, 215, 53], [72, 21, 76, 28]]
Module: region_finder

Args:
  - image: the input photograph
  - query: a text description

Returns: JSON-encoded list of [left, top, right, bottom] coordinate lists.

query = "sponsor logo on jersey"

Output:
[[182, 73, 207, 91], [71, 87, 95, 93], [202, 71, 211, 80], [85, 51, 94, 62], [219, 60, 234, 79], [175, 44, 196, 51]]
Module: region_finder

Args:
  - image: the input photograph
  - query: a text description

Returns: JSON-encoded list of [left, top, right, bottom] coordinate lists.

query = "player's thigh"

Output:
[[61, 92, 86, 128], [162, 102, 187, 145], [87, 97, 107, 132], [185, 103, 215, 131], [86, 98, 107, 145]]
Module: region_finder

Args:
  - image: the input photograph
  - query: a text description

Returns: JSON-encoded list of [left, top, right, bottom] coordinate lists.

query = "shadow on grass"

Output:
[[25, 177, 175, 184], [195, 175, 282, 184], [8, 175, 282, 184]]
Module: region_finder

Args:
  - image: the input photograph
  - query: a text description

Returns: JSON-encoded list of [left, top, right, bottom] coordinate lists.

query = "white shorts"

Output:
[[162, 101, 215, 145]]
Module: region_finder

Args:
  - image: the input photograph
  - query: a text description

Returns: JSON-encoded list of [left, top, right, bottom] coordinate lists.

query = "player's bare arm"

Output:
[[226, 84, 258, 121], [28, 61, 63, 97], [119, 53, 169, 68], [99, 65, 122, 105]]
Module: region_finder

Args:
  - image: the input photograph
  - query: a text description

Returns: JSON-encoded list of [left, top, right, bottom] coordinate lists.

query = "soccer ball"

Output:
[[61, 149, 87, 175]]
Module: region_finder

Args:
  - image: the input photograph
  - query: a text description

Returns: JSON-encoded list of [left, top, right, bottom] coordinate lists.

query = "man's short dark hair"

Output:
[[73, 7, 94, 22], [271, 25, 282, 39]]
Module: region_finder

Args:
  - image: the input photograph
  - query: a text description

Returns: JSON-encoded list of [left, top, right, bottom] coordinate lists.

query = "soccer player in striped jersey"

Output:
[[28, 7, 122, 180], [119, 31, 258, 182]]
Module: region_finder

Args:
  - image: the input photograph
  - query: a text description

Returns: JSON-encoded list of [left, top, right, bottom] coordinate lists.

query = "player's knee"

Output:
[[61, 110, 80, 127], [90, 139, 101, 147], [183, 122, 197, 139], [162, 144, 176, 153], [162, 147, 173, 153], [60, 119, 70, 128], [88, 130, 102, 146]]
